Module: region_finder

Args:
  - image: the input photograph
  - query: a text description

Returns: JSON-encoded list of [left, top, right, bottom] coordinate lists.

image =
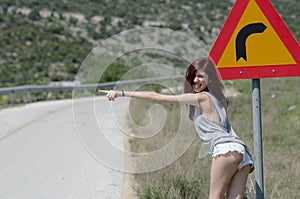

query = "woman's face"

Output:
[[193, 70, 207, 93]]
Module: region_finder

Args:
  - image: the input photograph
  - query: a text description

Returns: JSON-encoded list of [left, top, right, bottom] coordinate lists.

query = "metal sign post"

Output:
[[252, 78, 264, 198], [208, 0, 299, 198]]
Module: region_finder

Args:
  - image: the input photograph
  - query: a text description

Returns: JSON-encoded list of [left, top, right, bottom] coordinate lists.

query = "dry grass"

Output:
[[127, 77, 300, 198]]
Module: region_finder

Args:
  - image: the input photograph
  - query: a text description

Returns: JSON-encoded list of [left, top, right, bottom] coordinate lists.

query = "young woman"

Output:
[[99, 58, 254, 199]]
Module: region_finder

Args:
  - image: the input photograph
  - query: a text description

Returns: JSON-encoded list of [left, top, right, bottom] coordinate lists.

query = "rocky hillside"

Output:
[[0, 0, 299, 86]]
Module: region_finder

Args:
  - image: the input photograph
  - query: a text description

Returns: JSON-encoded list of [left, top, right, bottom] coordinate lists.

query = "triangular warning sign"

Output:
[[209, 0, 300, 80]]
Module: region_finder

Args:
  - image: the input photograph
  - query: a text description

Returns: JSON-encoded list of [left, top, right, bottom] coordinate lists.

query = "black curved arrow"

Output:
[[236, 23, 267, 61]]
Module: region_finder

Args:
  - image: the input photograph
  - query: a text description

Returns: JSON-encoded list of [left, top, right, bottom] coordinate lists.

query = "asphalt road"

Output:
[[0, 97, 133, 199]]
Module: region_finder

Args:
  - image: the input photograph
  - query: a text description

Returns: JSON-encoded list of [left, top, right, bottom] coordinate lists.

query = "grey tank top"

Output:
[[194, 92, 246, 155]]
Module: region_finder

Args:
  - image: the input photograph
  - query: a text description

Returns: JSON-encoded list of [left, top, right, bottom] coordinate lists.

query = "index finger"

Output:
[[98, 89, 108, 94]]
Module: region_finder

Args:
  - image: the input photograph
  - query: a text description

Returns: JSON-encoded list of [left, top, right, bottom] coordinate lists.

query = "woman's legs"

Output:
[[226, 164, 251, 199], [209, 152, 243, 199]]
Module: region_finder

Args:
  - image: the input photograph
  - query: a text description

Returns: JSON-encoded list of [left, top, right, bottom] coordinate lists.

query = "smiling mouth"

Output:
[[193, 83, 201, 89]]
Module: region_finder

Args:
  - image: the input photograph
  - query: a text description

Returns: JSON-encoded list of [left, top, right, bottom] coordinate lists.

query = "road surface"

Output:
[[0, 97, 133, 199]]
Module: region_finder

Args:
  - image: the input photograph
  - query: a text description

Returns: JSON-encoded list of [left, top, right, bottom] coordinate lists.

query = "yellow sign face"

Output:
[[217, 0, 296, 68]]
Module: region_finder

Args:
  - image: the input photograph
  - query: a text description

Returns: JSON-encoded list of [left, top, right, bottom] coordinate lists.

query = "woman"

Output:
[[99, 58, 254, 199]]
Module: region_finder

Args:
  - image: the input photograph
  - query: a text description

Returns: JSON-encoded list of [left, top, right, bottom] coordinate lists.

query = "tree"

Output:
[[28, 8, 41, 21]]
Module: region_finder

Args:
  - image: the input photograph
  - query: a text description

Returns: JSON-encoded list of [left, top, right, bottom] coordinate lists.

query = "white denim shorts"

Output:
[[212, 142, 254, 173]]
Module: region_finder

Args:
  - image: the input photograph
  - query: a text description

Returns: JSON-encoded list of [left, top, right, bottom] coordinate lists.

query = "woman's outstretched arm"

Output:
[[98, 89, 207, 108]]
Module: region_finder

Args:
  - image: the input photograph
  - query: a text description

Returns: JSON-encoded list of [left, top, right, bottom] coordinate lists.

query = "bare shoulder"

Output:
[[194, 92, 212, 111], [195, 92, 210, 102]]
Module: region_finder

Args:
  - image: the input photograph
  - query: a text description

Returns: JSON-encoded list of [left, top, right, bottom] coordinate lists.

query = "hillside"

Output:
[[0, 0, 299, 87]]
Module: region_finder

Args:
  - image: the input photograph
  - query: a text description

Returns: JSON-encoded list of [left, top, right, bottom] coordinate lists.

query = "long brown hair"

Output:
[[184, 58, 227, 120]]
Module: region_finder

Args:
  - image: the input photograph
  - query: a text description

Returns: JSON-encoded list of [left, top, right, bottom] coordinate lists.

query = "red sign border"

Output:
[[209, 0, 300, 80]]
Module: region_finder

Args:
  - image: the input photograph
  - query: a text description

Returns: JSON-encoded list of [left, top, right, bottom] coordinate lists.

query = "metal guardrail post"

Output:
[[9, 90, 14, 104], [27, 88, 32, 102]]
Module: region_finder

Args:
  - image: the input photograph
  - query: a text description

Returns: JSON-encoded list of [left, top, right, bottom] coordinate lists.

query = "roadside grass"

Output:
[[128, 77, 300, 199]]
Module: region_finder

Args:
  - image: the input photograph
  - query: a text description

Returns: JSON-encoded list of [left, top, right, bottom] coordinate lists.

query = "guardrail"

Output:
[[0, 76, 184, 102]]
